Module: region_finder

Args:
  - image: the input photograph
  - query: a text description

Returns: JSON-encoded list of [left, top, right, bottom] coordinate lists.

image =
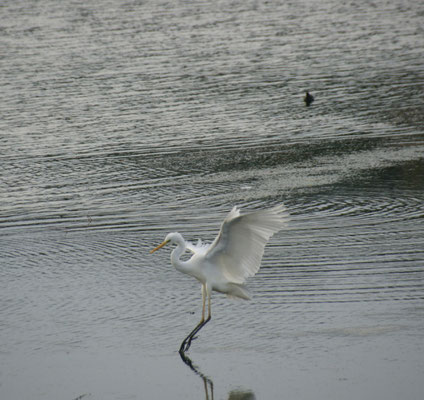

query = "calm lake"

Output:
[[1, 0, 423, 399]]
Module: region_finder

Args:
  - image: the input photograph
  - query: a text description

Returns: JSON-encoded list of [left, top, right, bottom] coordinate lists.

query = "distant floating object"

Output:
[[304, 91, 314, 106]]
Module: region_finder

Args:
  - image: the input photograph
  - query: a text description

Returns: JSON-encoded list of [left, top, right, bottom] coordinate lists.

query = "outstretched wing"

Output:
[[205, 204, 289, 284]]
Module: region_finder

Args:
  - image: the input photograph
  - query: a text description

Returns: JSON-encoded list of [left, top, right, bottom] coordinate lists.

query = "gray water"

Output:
[[1, 0, 424, 399]]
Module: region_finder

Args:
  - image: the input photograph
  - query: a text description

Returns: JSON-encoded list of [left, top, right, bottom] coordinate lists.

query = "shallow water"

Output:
[[1, 0, 424, 399]]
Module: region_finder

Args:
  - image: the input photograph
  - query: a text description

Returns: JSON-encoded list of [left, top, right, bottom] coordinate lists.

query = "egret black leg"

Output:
[[179, 319, 203, 354], [179, 315, 211, 354]]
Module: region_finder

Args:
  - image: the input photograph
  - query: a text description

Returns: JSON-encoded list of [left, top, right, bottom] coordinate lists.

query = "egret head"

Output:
[[150, 232, 180, 254]]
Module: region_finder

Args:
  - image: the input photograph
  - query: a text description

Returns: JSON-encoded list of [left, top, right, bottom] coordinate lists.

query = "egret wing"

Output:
[[186, 238, 210, 255], [205, 204, 289, 284]]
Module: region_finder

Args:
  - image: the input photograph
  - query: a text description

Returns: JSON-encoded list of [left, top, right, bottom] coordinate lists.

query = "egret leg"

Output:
[[179, 285, 212, 354]]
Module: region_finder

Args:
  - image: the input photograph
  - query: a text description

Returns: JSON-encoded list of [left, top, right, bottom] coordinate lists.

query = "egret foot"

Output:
[[179, 316, 211, 354]]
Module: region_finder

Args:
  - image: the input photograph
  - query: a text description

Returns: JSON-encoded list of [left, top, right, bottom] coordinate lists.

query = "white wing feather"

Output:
[[186, 238, 210, 255], [205, 204, 289, 284]]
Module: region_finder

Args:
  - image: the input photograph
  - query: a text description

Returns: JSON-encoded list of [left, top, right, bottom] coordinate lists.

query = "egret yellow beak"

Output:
[[150, 239, 170, 254]]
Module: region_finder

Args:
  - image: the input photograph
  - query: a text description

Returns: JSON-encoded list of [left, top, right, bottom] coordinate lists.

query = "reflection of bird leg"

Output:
[[179, 284, 211, 354], [179, 349, 214, 400]]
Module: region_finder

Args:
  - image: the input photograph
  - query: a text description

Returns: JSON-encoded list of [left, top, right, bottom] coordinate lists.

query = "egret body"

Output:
[[150, 204, 289, 353]]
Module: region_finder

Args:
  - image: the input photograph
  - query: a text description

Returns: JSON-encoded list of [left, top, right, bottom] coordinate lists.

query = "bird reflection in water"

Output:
[[179, 351, 256, 400], [179, 350, 214, 399], [228, 390, 256, 400]]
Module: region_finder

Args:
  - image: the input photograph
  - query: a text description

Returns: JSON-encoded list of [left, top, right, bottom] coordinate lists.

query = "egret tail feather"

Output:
[[226, 283, 251, 300]]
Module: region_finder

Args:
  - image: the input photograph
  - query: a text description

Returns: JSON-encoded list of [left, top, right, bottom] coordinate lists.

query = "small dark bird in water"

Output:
[[304, 91, 314, 106]]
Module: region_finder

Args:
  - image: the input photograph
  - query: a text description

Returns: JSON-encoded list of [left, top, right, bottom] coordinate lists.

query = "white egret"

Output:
[[150, 204, 289, 353]]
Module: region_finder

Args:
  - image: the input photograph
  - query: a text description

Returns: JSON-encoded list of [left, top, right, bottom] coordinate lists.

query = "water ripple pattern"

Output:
[[1, 1, 424, 399]]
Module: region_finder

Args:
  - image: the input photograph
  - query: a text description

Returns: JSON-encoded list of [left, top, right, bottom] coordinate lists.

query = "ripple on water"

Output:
[[1, 0, 424, 379], [254, 191, 424, 305]]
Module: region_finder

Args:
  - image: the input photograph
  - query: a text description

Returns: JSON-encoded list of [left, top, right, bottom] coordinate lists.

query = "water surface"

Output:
[[1, 0, 424, 399]]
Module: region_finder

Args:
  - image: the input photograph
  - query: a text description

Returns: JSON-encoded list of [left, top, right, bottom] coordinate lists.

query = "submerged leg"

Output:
[[179, 285, 212, 354]]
